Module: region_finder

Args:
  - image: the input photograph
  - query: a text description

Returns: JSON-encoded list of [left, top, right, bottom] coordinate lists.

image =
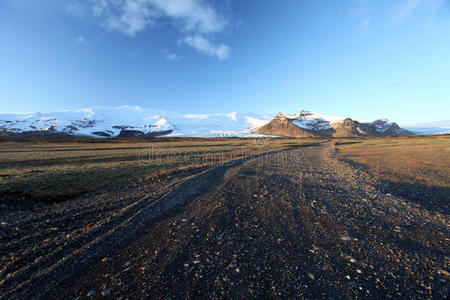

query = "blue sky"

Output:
[[0, 0, 449, 123]]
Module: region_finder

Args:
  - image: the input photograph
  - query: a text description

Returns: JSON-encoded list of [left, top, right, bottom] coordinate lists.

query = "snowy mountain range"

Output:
[[401, 120, 450, 135], [0, 106, 272, 138], [0, 106, 444, 138]]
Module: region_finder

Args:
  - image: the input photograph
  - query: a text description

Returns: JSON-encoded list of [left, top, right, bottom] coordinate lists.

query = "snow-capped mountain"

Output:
[[0, 106, 273, 138], [0, 107, 175, 138], [402, 120, 450, 135], [254, 110, 413, 138], [0, 106, 418, 138]]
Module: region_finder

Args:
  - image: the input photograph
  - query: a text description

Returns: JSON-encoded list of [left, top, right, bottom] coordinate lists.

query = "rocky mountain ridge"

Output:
[[254, 110, 413, 137]]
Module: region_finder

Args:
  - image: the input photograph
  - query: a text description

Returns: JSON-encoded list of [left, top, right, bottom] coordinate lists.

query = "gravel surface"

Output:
[[1, 142, 448, 299]]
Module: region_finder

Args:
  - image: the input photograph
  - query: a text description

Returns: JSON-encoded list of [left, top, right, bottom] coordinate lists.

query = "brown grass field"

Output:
[[1, 135, 448, 210], [0, 137, 323, 205], [335, 135, 450, 212], [1, 135, 449, 298]]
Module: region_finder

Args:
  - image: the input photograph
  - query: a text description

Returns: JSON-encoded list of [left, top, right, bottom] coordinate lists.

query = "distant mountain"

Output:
[[402, 120, 450, 135], [254, 110, 413, 138], [253, 113, 318, 138], [0, 107, 421, 138], [0, 106, 272, 138]]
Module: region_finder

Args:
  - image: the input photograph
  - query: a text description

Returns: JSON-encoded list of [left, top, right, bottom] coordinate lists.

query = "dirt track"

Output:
[[1, 142, 448, 299]]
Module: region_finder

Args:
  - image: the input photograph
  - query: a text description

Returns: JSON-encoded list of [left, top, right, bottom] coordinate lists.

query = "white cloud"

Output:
[[93, 0, 157, 36], [185, 114, 210, 119], [390, 0, 422, 24], [148, 0, 227, 34], [72, 0, 230, 59], [66, 0, 89, 17], [184, 35, 230, 60], [350, 0, 444, 31], [350, 6, 371, 32], [76, 36, 86, 44], [359, 17, 371, 32], [129, 50, 141, 58], [163, 51, 183, 61], [246, 116, 269, 128], [429, 0, 445, 10]]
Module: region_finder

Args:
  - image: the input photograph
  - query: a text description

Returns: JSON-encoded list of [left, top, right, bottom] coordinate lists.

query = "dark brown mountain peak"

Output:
[[254, 114, 320, 138]]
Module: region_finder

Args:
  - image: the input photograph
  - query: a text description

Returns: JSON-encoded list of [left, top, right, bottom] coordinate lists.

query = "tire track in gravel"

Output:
[[52, 142, 449, 299], [0, 146, 307, 299]]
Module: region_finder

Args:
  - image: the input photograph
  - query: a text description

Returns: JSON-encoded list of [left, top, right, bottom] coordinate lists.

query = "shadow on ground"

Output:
[[378, 180, 449, 215], [339, 158, 449, 215]]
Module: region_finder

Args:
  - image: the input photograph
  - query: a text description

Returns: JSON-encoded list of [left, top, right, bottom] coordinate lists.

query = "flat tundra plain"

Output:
[[0, 136, 449, 299]]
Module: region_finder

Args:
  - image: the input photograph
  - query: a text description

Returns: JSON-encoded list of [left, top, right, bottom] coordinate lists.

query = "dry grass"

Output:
[[336, 135, 450, 211], [335, 135, 450, 187], [0, 137, 322, 203]]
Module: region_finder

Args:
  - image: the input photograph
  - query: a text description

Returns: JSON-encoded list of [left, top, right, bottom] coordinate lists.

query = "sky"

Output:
[[0, 0, 449, 123]]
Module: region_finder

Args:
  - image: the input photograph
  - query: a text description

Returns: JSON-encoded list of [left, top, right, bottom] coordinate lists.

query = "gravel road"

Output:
[[1, 142, 448, 299]]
